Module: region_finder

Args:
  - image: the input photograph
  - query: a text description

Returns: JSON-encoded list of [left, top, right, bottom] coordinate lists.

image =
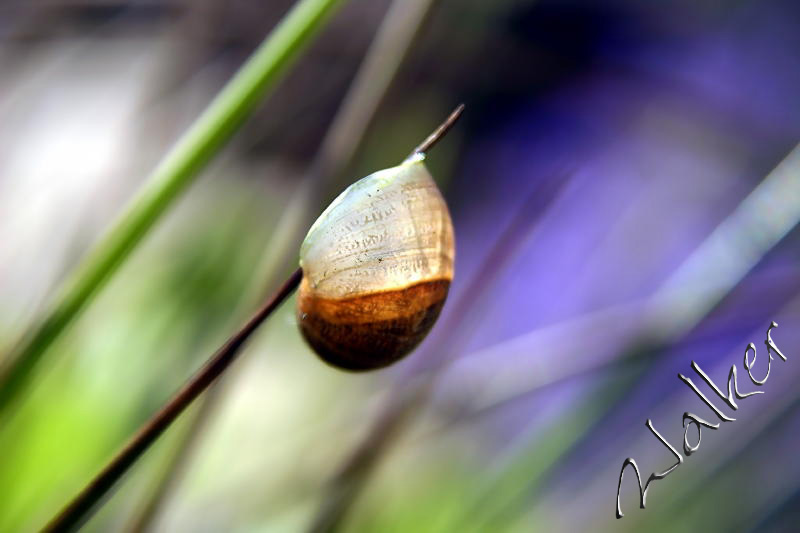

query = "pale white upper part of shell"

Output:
[[299, 155, 455, 300]]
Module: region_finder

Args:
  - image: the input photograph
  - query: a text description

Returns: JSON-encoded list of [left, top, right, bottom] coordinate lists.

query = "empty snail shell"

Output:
[[297, 153, 455, 371]]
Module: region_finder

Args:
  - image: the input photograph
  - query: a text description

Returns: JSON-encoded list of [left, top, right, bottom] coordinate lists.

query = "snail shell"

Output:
[[297, 154, 455, 371]]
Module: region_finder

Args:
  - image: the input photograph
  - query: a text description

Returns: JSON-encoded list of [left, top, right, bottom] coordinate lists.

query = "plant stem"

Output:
[[42, 268, 303, 533], [126, 1, 443, 528], [43, 104, 465, 533], [0, 0, 348, 416], [408, 103, 465, 158]]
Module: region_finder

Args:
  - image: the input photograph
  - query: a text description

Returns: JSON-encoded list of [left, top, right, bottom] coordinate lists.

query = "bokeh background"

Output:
[[1, 0, 800, 531]]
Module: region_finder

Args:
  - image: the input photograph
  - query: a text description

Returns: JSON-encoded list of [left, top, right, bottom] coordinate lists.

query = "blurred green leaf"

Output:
[[0, 0, 349, 416]]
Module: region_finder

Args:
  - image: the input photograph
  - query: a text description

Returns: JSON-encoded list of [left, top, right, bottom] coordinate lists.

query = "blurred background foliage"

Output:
[[1, 0, 800, 532]]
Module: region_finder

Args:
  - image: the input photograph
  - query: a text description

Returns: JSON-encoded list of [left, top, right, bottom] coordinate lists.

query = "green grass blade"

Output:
[[0, 0, 348, 414]]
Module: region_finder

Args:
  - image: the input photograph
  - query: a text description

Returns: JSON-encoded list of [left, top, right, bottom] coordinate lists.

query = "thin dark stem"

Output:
[[408, 103, 465, 158], [43, 102, 465, 533], [42, 268, 303, 533], [126, 7, 449, 524]]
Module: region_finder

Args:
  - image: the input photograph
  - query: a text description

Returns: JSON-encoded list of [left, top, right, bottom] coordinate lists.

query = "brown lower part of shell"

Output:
[[297, 279, 450, 371]]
